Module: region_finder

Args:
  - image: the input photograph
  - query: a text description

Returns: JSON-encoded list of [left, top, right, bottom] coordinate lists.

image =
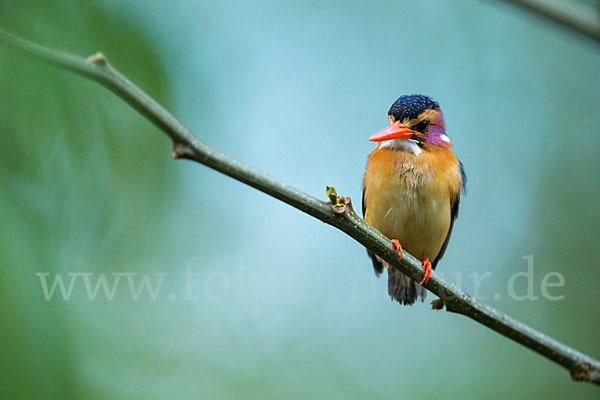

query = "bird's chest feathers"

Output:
[[363, 147, 460, 258], [369, 156, 443, 228]]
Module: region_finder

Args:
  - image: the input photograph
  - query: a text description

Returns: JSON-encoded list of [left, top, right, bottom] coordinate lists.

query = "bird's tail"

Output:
[[387, 269, 426, 305]]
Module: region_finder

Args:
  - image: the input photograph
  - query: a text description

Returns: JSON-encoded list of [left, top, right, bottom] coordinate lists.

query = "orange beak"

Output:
[[369, 121, 420, 142]]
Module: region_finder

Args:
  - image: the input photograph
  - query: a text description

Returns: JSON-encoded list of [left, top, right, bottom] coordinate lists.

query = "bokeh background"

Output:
[[1, 0, 599, 398]]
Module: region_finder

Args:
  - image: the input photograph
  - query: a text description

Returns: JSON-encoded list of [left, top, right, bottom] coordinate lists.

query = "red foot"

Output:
[[419, 257, 432, 286], [391, 239, 403, 258], [387, 239, 403, 270]]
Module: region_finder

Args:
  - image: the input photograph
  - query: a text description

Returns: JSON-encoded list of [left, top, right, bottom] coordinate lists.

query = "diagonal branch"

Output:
[[495, 0, 600, 44], [1, 29, 599, 385]]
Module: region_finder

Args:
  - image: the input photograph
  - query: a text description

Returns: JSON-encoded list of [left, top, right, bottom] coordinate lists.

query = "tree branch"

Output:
[[1, 29, 599, 385], [496, 0, 600, 44]]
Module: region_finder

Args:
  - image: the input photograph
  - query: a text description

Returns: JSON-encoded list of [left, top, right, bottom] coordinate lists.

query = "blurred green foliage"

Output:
[[1, 0, 599, 399], [0, 1, 175, 398]]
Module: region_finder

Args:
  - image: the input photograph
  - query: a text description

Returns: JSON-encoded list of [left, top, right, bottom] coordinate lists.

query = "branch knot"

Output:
[[326, 186, 352, 214], [171, 140, 195, 160], [572, 361, 593, 382], [87, 52, 108, 65]]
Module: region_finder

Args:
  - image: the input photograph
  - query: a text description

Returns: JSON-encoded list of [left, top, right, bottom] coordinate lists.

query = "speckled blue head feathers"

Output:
[[388, 94, 440, 122]]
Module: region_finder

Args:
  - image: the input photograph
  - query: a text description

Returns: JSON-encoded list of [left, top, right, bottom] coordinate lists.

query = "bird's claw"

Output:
[[419, 257, 432, 286], [386, 239, 403, 271], [391, 239, 403, 258]]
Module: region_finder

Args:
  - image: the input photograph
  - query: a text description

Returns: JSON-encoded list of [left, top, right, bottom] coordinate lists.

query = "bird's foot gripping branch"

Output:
[[1, 29, 599, 385]]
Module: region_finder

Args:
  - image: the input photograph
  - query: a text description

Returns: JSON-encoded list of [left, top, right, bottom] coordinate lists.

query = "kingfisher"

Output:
[[362, 94, 465, 305]]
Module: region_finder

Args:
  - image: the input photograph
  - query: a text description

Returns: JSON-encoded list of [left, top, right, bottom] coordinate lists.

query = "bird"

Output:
[[362, 94, 465, 305]]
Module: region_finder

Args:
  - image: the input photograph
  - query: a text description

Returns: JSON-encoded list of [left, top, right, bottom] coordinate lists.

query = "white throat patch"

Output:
[[379, 138, 422, 156]]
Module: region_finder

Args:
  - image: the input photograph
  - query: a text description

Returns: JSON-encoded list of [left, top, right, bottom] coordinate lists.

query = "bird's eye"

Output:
[[414, 120, 429, 133]]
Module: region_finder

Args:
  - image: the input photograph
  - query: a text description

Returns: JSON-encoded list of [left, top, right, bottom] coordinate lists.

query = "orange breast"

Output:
[[363, 145, 462, 262]]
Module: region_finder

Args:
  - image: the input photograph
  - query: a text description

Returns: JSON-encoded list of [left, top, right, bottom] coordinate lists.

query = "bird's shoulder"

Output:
[[418, 146, 463, 197]]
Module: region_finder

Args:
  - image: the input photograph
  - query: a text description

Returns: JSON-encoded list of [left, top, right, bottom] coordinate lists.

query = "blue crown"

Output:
[[388, 94, 440, 121]]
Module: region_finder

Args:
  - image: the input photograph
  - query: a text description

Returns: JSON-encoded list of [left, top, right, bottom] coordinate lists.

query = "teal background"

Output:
[[1, 0, 599, 398]]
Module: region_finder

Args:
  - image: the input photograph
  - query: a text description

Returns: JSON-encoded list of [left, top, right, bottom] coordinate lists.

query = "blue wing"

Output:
[[433, 159, 466, 267]]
